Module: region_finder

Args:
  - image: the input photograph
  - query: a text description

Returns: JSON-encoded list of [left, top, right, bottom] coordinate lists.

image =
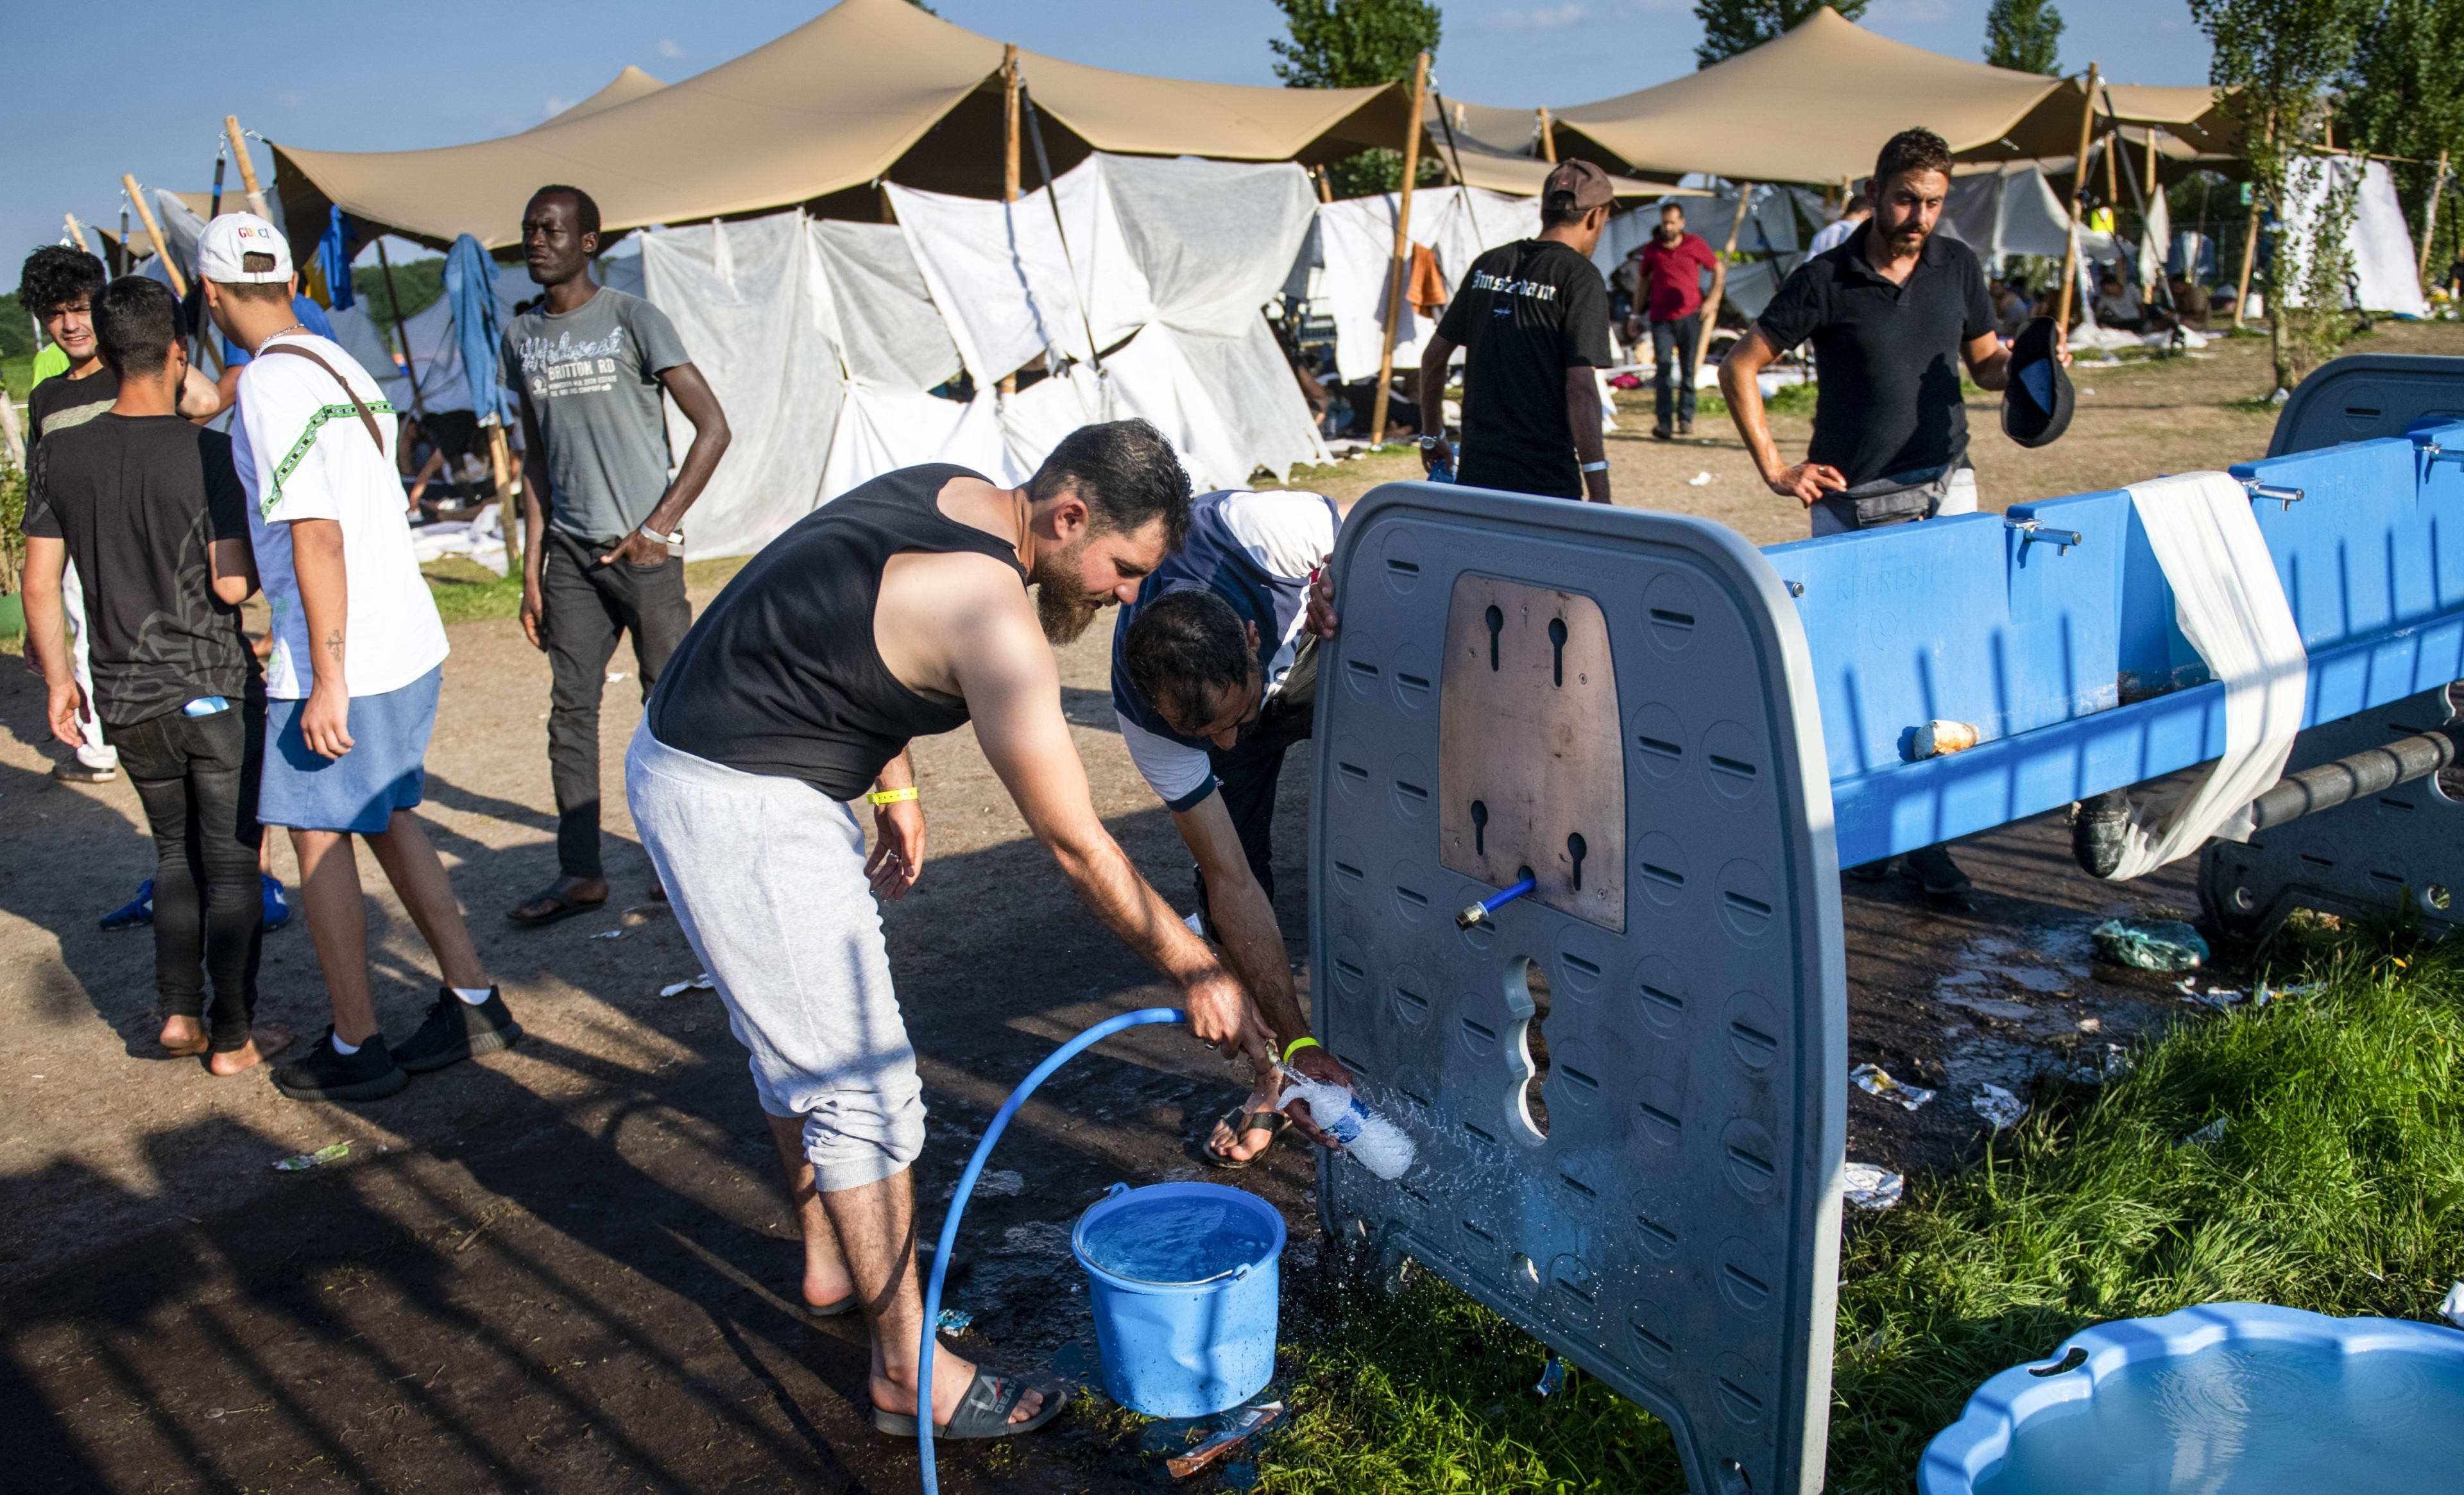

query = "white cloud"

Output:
[[658, 37, 684, 58], [1492, 3, 1587, 26], [544, 96, 579, 118]]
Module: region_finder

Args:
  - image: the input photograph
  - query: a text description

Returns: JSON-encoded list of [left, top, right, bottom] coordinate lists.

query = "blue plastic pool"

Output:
[[1922, 1303, 2464, 1494]]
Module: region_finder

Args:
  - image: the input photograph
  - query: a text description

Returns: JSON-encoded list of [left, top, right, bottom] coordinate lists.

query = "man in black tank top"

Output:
[[627, 421, 1351, 1440]]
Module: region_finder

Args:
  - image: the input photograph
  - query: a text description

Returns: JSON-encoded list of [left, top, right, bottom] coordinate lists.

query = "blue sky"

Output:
[[4, 0, 2211, 274]]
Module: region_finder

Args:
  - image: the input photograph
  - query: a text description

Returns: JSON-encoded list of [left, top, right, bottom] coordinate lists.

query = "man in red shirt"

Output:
[[1636, 201, 1725, 440]]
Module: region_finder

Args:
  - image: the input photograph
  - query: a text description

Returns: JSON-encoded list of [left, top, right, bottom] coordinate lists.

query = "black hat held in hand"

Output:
[[2002, 316, 2074, 449]]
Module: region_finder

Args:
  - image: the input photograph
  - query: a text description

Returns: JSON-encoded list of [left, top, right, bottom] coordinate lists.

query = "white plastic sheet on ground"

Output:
[[2105, 472, 2309, 880], [2277, 156, 2429, 318], [408, 502, 508, 576]]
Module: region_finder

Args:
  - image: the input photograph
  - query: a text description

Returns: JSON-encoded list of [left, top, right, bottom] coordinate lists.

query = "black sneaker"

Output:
[[272, 1029, 409, 1102], [1650, 425, 1674, 441], [1903, 845, 1975, 898], [395, 986, 523, 1073]]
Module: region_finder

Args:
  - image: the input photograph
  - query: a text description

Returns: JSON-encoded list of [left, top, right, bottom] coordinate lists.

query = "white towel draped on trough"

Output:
[[2107, 472, 2309, 880]]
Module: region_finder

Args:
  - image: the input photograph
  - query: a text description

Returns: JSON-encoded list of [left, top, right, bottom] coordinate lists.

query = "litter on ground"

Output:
[[590, 929, 624, 940], [1687, 470, 1713, 486], [273, 1143, 350, 1173], [2183, 1116, 2230, 1147], [2091, 918, 2210, 971], [660, 973, 717, 996], [934, 1307, 973, 1333], [1532, 1356, 1566, 1397], [1166, 1402, 1285, 1479], [1843, 1161, 1904, 1210], [1851, 1063, 1936, 1111], [1972, 1084, 2028, 1130], [2442, 1283, 2464, 1328]]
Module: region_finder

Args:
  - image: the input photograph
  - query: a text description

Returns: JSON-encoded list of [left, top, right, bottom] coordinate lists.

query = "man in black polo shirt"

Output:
[[1720, 127, 2063, 541], [1718, 127, 2066, 897], [1417, 159, 1616, 502]]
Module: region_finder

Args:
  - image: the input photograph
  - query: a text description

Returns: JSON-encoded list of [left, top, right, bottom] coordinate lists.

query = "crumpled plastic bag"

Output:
[[1851, 1063, 1936, 1112], [1972, 1084, 2028, 1130], [1843, 1161, 1904, 1210], [2091, 918, 2210, 971], [2442, 1282, 2463, 1328]]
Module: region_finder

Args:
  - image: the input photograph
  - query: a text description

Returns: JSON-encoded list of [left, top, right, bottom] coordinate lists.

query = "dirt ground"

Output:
[[4, 321, 2459, 1493]]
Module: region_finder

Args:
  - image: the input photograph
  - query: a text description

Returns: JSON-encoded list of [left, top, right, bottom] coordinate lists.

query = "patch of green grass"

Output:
[[1249, 924, 2464, 1492], [1691, 377, 1820, 425], [420, 559, 524, 624]]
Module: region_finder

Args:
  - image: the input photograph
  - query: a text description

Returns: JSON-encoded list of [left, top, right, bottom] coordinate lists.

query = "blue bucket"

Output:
[[1072, 1181, 1284, 1417]]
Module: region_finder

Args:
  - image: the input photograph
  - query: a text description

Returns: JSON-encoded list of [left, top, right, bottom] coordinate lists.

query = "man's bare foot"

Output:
[[802, 1236, 857, 1312], [1205, 1082, 1286, 1165], [160, 1015, 209, 1057], [876, 1346, 1046, 1428], [207, 1023, 293, 1077]]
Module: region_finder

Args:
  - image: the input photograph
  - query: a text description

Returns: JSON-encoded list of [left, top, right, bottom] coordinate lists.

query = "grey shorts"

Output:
[[625, 722, 927, 1193]]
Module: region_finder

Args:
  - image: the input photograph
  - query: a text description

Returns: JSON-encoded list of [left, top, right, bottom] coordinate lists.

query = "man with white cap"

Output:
[[196, 213, 518, 1103]]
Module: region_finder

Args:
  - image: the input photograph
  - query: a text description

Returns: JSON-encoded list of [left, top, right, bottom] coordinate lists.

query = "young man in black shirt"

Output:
[[1417, 158, 1617, 503], [1718, 128, 2069, 897], [21, 277, 288, 1073]]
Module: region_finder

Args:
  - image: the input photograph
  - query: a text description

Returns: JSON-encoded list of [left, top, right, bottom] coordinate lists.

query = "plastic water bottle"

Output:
[[1279, 1073, 1417, 1180]]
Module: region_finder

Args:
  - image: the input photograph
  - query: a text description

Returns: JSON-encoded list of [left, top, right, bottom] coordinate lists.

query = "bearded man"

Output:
[[627, 420, 1335, 1442]]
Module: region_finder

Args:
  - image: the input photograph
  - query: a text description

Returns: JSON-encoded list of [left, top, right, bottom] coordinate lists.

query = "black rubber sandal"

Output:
[[873, 1367, 1070, 1439], [1201, 1107, 1292, 1170], [504, 887, 608, 927]]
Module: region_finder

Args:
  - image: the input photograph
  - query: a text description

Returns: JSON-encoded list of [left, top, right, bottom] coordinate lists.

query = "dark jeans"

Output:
[[542, 527, 692, 880], [1651, 314, 1701, 429], [1191, 653, 1319, 930], [110, 696, 265, 1052]]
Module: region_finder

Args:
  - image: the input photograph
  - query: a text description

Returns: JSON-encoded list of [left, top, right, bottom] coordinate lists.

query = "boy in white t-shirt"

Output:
[[198, 213, 520, 1104]]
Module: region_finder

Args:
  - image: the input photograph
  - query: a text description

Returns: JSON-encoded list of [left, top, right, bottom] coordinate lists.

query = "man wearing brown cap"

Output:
[[1417, 159, 1616, 503]]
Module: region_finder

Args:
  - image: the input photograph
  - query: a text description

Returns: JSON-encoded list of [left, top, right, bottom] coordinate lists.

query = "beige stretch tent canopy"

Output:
[[1548, 8, 2083, 185], [527, 66, 667, 131], [1421, 96, 1690, 197], [271, 0, 1409, 254]]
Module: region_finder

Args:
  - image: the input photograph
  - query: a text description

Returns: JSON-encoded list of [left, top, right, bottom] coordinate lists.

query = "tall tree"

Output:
[[1270, 0, 1442, 89], [1984, 0, 2066, 73], [2341, 0, 2464, 255], [2190, 0, 2369, 386], [1271, 0, 1444, 196], [1693, 0, 1868, 69]]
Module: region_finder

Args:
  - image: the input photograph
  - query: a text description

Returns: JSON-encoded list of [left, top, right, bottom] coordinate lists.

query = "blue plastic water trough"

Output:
[[1073, 1180, 1284, 1417], [1920, 1302, 2464, 1494]]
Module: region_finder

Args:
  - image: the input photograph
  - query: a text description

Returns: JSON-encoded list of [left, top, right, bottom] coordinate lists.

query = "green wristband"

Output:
[[1282, 1036, 1322, 1065]]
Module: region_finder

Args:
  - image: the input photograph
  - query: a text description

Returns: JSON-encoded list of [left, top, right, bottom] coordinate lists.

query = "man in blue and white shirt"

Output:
[[1113, 486, 1339, 1166]]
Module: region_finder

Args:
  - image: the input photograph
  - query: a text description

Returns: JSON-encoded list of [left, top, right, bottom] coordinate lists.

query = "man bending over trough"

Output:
[[628, 420, 1351, 1442]]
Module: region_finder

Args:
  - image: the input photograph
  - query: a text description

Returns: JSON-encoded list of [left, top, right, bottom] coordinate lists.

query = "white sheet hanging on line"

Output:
[[2105, 472, 2309, 880]]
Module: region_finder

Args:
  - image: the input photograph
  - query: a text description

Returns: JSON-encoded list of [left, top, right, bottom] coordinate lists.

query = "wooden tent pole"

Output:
[[375, 237, 427, 418], [2233, 108, 2272, 329], [1000, 44, 1021, 397], [223, 116, 270, 219], [1312, 164, 1333, 204], [1537, 107, 1557, 164], [124, 176, 185, 296], [2420, 149, 2449, 284], [2055, 63, 2100, 330], [1694, 180, 1752, 376], [63, 214, 93, 256], [1368, 51, 1431, 448]]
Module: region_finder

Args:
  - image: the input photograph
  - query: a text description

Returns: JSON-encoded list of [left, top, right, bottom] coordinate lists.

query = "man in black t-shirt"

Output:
[[1718, 128, 2066, 900], [1418, 159, 1617, 502], [1719, 128, 2061, 543], [21, 277, 287, 1074]]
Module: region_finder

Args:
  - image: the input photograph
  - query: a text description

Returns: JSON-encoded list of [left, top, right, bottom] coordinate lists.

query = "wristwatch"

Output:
[[1419, 435, 1443, 450], [638, 522, 685, 547]]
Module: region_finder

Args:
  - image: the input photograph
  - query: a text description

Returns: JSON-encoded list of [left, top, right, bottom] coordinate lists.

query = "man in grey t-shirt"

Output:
[[502, 184, 732, 927]]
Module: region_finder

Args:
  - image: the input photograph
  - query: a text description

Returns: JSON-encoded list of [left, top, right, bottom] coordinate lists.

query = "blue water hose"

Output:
[[1455, 875, 1536, 929], [919, 1005, 1186, 1494]]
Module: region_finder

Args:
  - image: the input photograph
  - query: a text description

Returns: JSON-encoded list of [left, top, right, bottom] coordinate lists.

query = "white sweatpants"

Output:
[[60, 561, 116, 769], [625, 722, 927, 1193]]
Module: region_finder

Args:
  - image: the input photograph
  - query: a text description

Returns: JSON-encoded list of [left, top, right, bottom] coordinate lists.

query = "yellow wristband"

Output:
[[866, 787, 918, 805], [1282, 1036, 1322, 1065]]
